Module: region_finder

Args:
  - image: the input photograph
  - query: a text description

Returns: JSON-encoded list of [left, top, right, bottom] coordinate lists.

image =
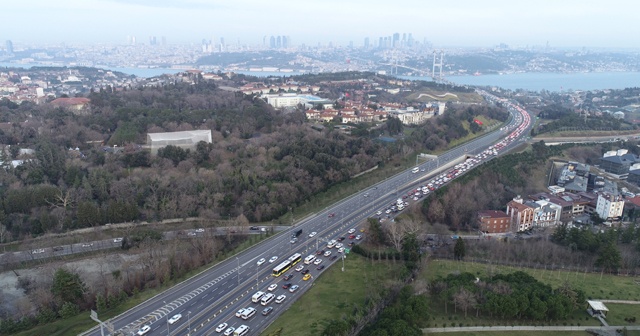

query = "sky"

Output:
[[3, 0, 640, 48]]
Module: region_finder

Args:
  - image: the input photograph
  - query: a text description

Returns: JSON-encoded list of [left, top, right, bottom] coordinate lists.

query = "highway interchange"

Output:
[[83, 90, 532, 336]]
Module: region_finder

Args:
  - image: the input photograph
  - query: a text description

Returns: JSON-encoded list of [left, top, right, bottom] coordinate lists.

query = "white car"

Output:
[[313, 258, 323, 265], [81, 243, 93, 247], [355, 235, 362, 240], [113, 237, 123, 243], [168, 313, 182, 324], [216, 322, 228, 332], [376, 211, 382, 216], [195, 228, 205, 233], [275, 294, 286, 304], [236, 308, 246, 317], [323, 251, 332, 257], [289, 285, 299, 293], [338, 247, 345, 253], [269, 256, 278, 263], [137, 325, 151, 335], [308, 231, 317, 238], [335, 243, 343, 249], [347, 228, 356, 234], [268, 284, 278, 291], [223, 327, 235, 336], [257, 258, 266, 266], [32, 248, 45, 254], [295, 264, 304, 272]]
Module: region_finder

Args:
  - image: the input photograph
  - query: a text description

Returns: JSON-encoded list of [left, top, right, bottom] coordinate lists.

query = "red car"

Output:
[[316, 250, 324, 255], [328, 213, 335, 218], [348, 235, 356, 239]]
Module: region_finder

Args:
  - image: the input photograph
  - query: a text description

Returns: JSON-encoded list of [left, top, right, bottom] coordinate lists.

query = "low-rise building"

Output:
[[477, 210, 511, 234], [595, 192, 624, 222], [600, 149, 640, 176]]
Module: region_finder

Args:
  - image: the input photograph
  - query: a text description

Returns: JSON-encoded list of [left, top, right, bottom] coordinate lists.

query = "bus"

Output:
[[234, 325, 250, 336], [288, 253, 302, 266], [272, 260, 292, 277]]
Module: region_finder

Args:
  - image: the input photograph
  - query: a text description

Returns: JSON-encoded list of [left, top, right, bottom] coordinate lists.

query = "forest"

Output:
[[0, 73, 506, 241]]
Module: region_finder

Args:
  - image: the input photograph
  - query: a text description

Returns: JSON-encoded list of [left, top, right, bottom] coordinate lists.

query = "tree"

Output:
[[454, 237, 466, 260], [453, 287, 477, 317], [595, 242, 621, 273], [157, 145, 189, 166], [51, 268, 86, 304]]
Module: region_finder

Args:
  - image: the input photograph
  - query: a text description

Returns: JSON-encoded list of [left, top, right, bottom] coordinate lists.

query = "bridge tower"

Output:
[[432, 50, 444, 80]]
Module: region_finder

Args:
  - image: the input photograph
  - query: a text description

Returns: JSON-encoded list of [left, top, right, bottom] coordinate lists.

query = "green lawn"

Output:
[[262, 254, 403, 336], [417, 259, 640, 329], [434, 331, 592, 336]]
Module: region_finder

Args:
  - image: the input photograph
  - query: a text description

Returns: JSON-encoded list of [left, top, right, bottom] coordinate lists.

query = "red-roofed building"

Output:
[[506, 196, 535, 232], [477, 210, 511, 234], [50, 97, 91, 114]]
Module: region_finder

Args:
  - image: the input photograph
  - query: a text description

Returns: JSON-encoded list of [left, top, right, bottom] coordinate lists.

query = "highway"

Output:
[[83, 90, 531, 336]]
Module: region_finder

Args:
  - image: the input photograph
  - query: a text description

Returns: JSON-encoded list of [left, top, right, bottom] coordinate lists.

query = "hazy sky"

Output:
[[3, 0, 639, 48]]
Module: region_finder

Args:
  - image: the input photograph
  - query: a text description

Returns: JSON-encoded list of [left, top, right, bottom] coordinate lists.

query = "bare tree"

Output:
[[453, 287, 477, 317]]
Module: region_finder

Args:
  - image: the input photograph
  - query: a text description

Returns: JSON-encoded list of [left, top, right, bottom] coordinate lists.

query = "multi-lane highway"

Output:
[[84, 91, 531, 336]]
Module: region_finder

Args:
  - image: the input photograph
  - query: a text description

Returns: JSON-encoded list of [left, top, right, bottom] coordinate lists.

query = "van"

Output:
[[234, 325, 250, 336], [411, 167, 419, 174], [261, 293, 275, 305], [251, 291, 265, 303], [241, 307, 256, 320], [326, 240, 337, 249], [304, 254, 316, 264]]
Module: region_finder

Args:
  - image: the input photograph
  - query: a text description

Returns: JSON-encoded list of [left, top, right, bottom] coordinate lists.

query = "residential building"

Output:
[[525, 199, 562, 227], [627, 166, 640, 186], [595, 192, 624, 222], [50, 97, 91, 114], [387, 106, 436, 125], [477, 210, 511, 234], [506, 196, 535, 232], [600, 149, 640, 176]]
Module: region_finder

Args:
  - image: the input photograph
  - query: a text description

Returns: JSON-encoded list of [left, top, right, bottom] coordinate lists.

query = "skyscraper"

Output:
[[392, 33, 400, 48], [276, 36, 282, 48], [270, 36, 276, 48], [364, 37, 370, 48], [5, 40, 13, 54]]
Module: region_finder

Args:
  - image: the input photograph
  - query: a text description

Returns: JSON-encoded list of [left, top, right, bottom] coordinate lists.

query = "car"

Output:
[[52, 246, 63, 252], [269, 256, 278, 263], [335, 243, 343, 249], [376, 211, 382, 216], [330, 255, 338, 261], [282, 282, 292, 289], [168, 313, 182, 324], [317, 265, 325, 270], [313, 258, 323, 265], [301, 269, 310, 275], [187, 232, 197, 236], [360, 228, 365, 232], [216, 322, 228, 332], [290, 238, 297, 244], [328, 213, 335, 218], [324, 251, 332, 257], [283, 273, 293, 281], [347, 228, 356, 234], [262, 306, 274, 316], [337, 236, 345, 242], [81, 243, 93, 247], [32, 248, 45, 254], [113, 237, 123, 243], [275, 294, 286, 304], [338, 247, 345, 253], [295, 264, 304, 272], [137, 325, 151, 335], [363, 193, 369, 197], [268, 283, 278, 291], [223, 327, 235, 336], [250, 226, 259, 230], [257, 258, 266, 266], [309, 231, 317, 238], [195, 228, 205, 233], [348, 234, 356, 239], [236, 308, 246, 317], [385, 209, 392, 214], [316, 250, 324, 255], [303, 273, 311, 281], [348, 242, 354, 246], [289, 285, 299, 293], [356, 235, 362, 240]]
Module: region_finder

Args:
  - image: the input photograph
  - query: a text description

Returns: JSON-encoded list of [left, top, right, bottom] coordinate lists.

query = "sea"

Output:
[[2, 61, 638, 92]]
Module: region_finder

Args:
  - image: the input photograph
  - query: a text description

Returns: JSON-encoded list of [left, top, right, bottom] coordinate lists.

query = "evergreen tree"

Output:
[[454, 237, 466, 260]]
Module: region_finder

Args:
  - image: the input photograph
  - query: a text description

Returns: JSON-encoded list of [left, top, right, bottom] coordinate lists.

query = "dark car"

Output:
[[301, 269, 310, 275], [316, 250, 324, 255], [250, 226, 259, 230], [282, 282, 292, 289], [316, 265, 325, 270], [337, 237, 345, 242], [330, 255, 338, 261], [284, 274, 293, 281], [52, 246, 64, 252], [328, 213, 335, 218], [262, 306, 273, 316]]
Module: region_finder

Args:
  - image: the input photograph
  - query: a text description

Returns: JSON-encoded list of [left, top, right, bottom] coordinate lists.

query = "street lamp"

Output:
[[187, 311, 191, 335]]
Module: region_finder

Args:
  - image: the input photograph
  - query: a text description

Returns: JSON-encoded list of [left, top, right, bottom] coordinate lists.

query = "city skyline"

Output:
[[2, 0, 639, 48]]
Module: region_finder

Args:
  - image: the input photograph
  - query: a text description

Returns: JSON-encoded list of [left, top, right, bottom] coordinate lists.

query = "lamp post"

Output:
[[187, 311, 191, 335]]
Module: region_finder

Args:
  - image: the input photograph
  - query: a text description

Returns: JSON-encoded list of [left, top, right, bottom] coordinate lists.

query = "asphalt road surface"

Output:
[[82, 90, 531, 336]]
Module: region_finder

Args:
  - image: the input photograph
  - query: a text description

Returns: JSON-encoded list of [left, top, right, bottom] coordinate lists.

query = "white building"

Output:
[[388, 107, 436, 125], [147, 130, 212, 155], [263, 94, 331, 109], [595, 192, 624, 221], [526, 199, 562, 227]]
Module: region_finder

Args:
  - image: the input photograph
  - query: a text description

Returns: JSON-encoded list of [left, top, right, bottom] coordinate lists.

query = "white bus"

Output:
[[412, 167, 419, 173], [261, 293, 275, 306], [251, 291, 265, 303], [234, 325, 250, 336], [304, 254, 316, 264], [241, 307, 256, 320]]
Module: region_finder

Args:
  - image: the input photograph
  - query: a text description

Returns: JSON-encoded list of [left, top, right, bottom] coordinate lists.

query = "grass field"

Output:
[[418, 260, 640, 330], [262, 254, 403, 336], [434, 331, 593, 336]]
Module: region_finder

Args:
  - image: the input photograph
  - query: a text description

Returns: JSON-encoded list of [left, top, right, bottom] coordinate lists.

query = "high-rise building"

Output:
[[270, 36, 276, 48], [220, 37, 225, 47], [364, 37, 370, 48], [392, 33, 400, 48], [161, 36, 167, 45], [379, 37, 383, 48], [276, 36, 282, 48], [5, 40, 13, 54], [282, 36, 289, 48]]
